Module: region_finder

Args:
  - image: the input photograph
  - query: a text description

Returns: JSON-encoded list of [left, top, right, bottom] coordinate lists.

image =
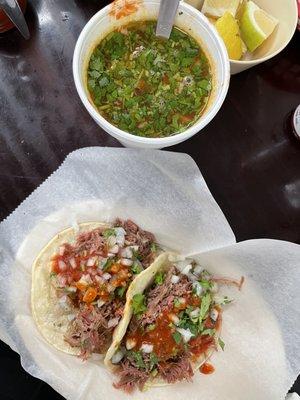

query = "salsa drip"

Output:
[[87, 21, 212, 138]]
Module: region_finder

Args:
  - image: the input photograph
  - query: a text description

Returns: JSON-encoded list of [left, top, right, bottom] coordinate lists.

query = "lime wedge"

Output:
[[239, 1, 278, 52], [215, 11, 243, 60], [201, 0, 241, 18]]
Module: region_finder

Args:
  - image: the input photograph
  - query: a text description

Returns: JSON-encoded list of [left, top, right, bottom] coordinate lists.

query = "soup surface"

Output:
[[87, 21, 212, 138]]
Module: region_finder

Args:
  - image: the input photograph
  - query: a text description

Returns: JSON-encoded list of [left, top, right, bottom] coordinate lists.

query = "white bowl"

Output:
[[185, 0, 298, 75], [73, 0, 230, 148]]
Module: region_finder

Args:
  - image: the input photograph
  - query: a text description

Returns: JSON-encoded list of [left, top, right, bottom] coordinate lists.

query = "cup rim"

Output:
[[229, 0, 298, 65], [73, 0, 230, 145]]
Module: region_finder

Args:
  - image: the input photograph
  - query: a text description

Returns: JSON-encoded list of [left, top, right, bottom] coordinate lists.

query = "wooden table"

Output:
[[0, 1, 299, 399]]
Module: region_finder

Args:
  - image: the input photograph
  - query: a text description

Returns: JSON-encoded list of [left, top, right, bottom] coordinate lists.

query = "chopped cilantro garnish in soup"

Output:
[[87, 21, 212, 138]]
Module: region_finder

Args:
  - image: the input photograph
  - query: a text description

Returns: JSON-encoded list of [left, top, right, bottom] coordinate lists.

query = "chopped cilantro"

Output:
[[201, 328, 216, 337], [103, 257, 115, 271], [150, 242, 158, 253], [131, 351, 146, 369], [102, 228, 115, 238], [131, 262, 143, 275], [154, 271, 165, 285], [199, 279, 213, 290], [149, 353, 158, 370], [116, 286, 126, 298], [174, 297, 181, 308], [199, 292, 212, 323], [172, 331, 182, 344], [132, 293, 146, 316], [218, 338, 225, 351], [50, 272, 57, 278], [146, 323, 156, 332]]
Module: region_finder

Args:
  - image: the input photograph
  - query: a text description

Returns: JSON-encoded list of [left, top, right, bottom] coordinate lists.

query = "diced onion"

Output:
[[193, 265, 204, 276], [111, 350, 124, 364], [69, 257, 77, 269], [79, 274, 92, 285], [115, 227, 126, 246], [187, 273, 197, 282], [189, 307, 200, 318], [97, 299, 105, 308], [107, 235, 117, 247], [182, 264, 192, 275], [58, 295, 70, 311], [108, 317, 119, 329], [176, 328, 195, 343], [107, 283, 115, 293], [110, 244, 119, 254], [58, 260, 67, 271], [126, 338, 137, 350], [103, 272, 111, 280], [140, 343, 153, 353], [67, 313, 76, 321], [210, 309, 219, 321], [192, 281, 203, 297], [121, 247, 133, 259], [171, 275, 180, 284], [87, 257, 96, 267], [121, 258, 133, 266], [59, 246, 65, 256]]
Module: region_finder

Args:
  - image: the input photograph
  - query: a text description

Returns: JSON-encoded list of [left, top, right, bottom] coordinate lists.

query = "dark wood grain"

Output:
[[0, 1, 299, 399]]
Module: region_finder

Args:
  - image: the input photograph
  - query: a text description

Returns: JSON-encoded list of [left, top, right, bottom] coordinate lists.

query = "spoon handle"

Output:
[[156, 0, 180, 39], [0, 0, 30, 39]]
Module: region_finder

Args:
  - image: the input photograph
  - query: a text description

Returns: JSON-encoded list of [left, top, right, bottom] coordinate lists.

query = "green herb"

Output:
[[116, 286, 126, 298], [132, 293, 147, 316], [199, 279, 213, 290], [146, 324, 156, 332], [103, 257, 115, 271], [219, 296, 233, 305], [131, 351, 146, 369], [154, 271, 165, 285], [131, 262, 143, 275], [199, 292, 212, 324], [218, 338, 225, 351], [149, 353, 159, 370], [150, 243, 158, 253], [102, 228, 115, 238], [201, 328, 216, 337], [174, 298, 181, 308], [172, 331, 182, 344], [50, 272, 57, 278]]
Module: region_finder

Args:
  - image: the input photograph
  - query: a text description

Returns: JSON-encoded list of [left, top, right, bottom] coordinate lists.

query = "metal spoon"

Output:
[[156, 0, 180, 39], [0, 0, 30, 39]]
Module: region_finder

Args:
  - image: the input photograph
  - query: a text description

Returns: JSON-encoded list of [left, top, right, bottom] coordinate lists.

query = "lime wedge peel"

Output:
[[239, 1, 278, 52]]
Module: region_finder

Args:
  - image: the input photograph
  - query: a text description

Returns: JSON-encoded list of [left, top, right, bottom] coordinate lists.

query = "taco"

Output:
[[31, 218, 160, 359], [105, 253, 244, 392]]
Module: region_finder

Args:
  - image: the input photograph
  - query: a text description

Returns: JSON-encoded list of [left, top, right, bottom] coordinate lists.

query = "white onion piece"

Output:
[[95, 276, 104, 284], [67, 313, 76, 321], [140, 343, 153, 353], [87, 257, 96, 267], [79, 274, 92, 285], [193, 265, 204, 276], [192, 281, 203, 297], [110, 245, 119, 254], [189, 307, 200, 318], [126, 338, 137, 350], [59, 246, 65, 256], [210, 309, 219, 321], [65, 286, 77, 293], [108, 317, 119, 329], [57, 274, 67, 287], [58, 296, 70, 311], [107, 235, 117, 247], [107, 253, 115, 257], [115, 227, 126, 246], [182, 264, 192, 275], [178, 297, 186, 305], [97, 299, 105, 308], [107, 283, 115, 293], [111, 350, 124, 364], [58, 260, 67, 271], [121, 247, 133, 259], [103, 273, 111, 280], [171, 275, 180, 284], [121, 258, 133, 267], [176, 328, 194, 343], [69, 257, 77, 269]]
